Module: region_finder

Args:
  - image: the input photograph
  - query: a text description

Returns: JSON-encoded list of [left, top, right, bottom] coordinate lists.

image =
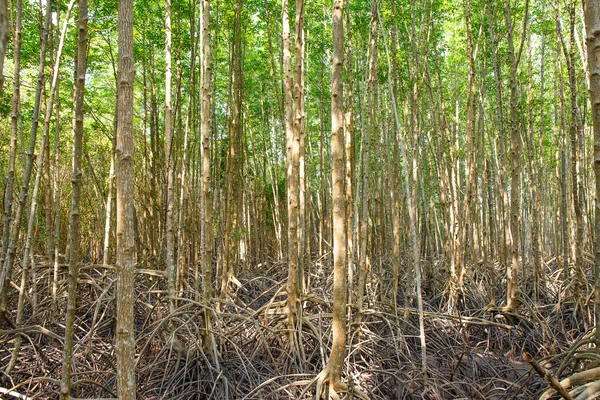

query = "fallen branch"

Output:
[[540, 367, 600, 400], [522, 352, 573, 400], [0, 387, 32, 400]]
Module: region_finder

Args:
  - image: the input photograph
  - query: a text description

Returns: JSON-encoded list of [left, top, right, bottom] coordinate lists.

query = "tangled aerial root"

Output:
[[532, 332, 600, 400], [0, 256, 594, 399]]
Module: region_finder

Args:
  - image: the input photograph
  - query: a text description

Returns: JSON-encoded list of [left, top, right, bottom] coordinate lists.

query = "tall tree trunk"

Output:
[[344, 1, 355, 311], [531, 36, 546, 298], [389, 0, 401, 314], [488, 1, 509, 276], [60, 0, 87, 396], [52, 33, 62, 305], [357, 7, 376, 321], [376, 1, 427, 378], [115, 0, 137, 396], [200, 0, 219, 367], [505, 0, 528, 311], [317, 0, 347, 395], [164, 0, 176, 315], [295, 0, 306, 297], [282, 0, 300, 355], [584, 0, 600, 347], [557, 50, 570, 285], [177, 6, 197, 299], [557, 0, 585, 304], [221, 0, 243, 296]]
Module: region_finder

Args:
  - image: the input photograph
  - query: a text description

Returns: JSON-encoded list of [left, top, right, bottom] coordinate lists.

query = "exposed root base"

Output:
[[0, 257, 595, 399]]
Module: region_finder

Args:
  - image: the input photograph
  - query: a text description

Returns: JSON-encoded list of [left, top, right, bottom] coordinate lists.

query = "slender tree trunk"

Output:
[[221, 0, 243, 296], [295, 0, 306, 297], [317, 0, 347, 395], [376, 2, 427, 379], [282, 0, 300, 353], [389, 0, 401, 314], [52, 56, 62, 306], [357, 8, 376, 320], [557, 50, 571, 284], [488, 1, 509, 274], [103, 145, 115, 266], [164, 0, 176, 315], [344, 1, 355, 312], [584, 0, 600, 348], [505, 0, 528, 311], [115, 0, 137, 396], [177, 8, 197, 298], [557, 1, 585, 303], [60, 0, 87, 396], [532, 36, 546, 298], [200, 0, 219, 368]]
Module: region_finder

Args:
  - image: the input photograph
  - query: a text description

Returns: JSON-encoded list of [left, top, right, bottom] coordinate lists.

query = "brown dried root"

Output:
[[539, 366, 600, 400], [523, 351, 573, 400]]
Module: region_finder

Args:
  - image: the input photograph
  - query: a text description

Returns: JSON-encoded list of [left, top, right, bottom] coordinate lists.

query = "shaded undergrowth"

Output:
[[0, 256, 593, 399]]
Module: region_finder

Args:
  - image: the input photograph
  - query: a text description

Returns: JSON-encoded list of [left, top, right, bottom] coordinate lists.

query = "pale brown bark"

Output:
[[376, 1, 427, 378], [282, 0, 299, 345], [357, 8, 377, 319], [389, 0, 401, 313], [52, 52, 62, 306], [116, 0, 137, 396], [221, 0, 243, 296], [557, 50, 570, 283], [558, 1, 585, 302], [103, 149, 115, 266], [505, 0, 528, 311], [177, 13, 196, 298], [60, 0, 87, 396], [488, 1, 510, 274], [200, 0, 219, 368], [164, 0, 176, 315], [295, 0, 306, 297], [320, 0, 347, 392], [344, 1, 355, 308], [455, 0, 477, 301], [583, 0, 600, 346]]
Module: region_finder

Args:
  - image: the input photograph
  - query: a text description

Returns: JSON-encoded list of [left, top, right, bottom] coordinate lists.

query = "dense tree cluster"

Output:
[[1, 0, 600, 398]]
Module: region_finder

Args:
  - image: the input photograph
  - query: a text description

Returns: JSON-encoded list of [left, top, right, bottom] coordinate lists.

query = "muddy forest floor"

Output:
[[0, 255, 594, 399]]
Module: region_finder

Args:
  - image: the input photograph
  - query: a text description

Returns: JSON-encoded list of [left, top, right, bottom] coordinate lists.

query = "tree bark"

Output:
[[60, 0, 87, 396], [505, 0, 528, 311], [282, 0, 300, 352], [164, 0, 176, 315], [584, 0, 600, 348], [318, 0, 347, 394], [116, 0, 137, 396], [357, 7, 376, 320]]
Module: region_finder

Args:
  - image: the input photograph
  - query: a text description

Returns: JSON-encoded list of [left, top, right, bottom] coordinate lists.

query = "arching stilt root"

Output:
[[310, 366, 368, 400]]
